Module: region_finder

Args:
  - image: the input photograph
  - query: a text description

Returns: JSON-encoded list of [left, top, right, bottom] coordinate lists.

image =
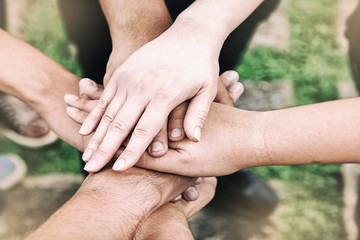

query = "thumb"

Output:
[[79, 78, 103, 100], [184, 88, 215, 142]]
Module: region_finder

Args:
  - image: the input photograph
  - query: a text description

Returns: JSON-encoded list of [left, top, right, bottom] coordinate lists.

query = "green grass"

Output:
[[0, 136, 82, 175], [0, 0, 350, 238], [243, 0, 348, 238], [0, 0, 82, 176]]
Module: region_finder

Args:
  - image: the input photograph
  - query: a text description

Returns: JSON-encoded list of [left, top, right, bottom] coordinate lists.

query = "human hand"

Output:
[[27, 166, 197, 240], [137, 101, 261, 177], [65, 72, 246, 176], [135, 177, 217, 240], [78, 28, 220, 173], [66, 78, 203, 202], [65, 71, 243, 156]]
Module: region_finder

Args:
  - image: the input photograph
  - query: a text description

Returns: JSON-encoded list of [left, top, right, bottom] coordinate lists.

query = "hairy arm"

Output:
[[26, 167, 195, 240]]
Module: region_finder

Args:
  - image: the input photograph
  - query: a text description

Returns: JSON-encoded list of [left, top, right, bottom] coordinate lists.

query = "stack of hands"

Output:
[[64, 70, 244, 201]]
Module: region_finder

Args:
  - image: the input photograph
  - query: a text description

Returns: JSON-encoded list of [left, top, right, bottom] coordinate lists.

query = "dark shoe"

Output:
[[212, 170, 278, 217], [0, 155, 26, 190]]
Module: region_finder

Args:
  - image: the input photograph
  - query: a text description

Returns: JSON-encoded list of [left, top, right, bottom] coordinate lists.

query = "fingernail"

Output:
[[184, 187, 199, 201], [194, 177, 202, 185], [66, 106, 79, 113], [229, 82, 242, 93], [171, 194, 182, 203], [82, 149, 94, 162], [64, 94, 78, 103], [84, 159, 97, 172], [151, 142, 164, 152], [113, 159, 126, 171], [194, 127, 201, 142], [86, 85, 98, 93], [170, 128, 182, 138], [79, 125, 89, 135], [223, 71, 238, 82]]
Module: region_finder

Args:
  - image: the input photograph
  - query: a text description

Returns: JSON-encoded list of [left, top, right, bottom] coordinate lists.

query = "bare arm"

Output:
[[136, 177, 216, 240], [99, 0, 172, 84], [26, 167, 195, 240], [64, 75, 360, 176], [0, 29, 88, 150], [79, 0, 263, 173], [138, 98, 360, 176]]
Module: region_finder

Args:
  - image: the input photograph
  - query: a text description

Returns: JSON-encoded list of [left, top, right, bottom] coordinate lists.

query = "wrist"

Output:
[[170, 13, 225, 57], [229, 108, 271, 170], [136, 204, 192, 240]]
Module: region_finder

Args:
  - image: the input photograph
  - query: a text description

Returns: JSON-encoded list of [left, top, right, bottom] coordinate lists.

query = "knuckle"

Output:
[[97, 98, 108, 110], [133, 126, 150, 139], [110, 119, 128, 134], [90, 138, 101, 147], [88, 111, 100, 122], [103, 112, 115, 124], [154, 92, 173, 107], [95, 148, 108, 158]]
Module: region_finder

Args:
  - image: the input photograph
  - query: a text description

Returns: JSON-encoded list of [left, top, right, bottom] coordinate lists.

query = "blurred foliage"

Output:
[[0, 136, 82, 175], [237, 47, 290, 81], [0, 0, 350, 238], [245, 0, 347, 238], [0, 0, 82, 176], [21, 0, 82, 76]]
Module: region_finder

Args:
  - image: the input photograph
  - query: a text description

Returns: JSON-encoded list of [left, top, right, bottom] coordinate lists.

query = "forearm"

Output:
[[99, 0, 172, 58], [136, 205, 193, 240], [26, 167, 194, 240], [0, 29, 79, 101], [0, 29, 86, 149], [170, 0, 263, 55], [243, 98, 360, 168]]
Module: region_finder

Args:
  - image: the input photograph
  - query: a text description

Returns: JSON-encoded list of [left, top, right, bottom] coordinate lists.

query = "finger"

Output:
[[227, 82, 244, 104], [113, 102, 171, 171], [219, 71, 239, 88], [182, 186, 199, 201], [64, 94, 98, 113], [66, 106, 89, 125], [148, 120, 168, 157], [184, 88, 215, 142], [194, 177, 202, 185], [214, 79, 234, 106], [79, 78, 104, 100], [168, 102, 188, 142], [181, 177, 217, 218], [79, 82, 117, 135], [219, 71, 244, 104], [84, 99, 146, 172], [82, 94, 126, 162]]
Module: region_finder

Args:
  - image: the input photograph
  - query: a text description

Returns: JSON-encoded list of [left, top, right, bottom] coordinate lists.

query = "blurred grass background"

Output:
[[0, 0, 353, 239]]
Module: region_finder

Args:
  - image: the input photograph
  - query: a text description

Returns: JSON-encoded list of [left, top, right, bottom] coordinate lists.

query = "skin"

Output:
[[25, 167, 197, 240], [0, 28, 214, 239], [67, 75, 360, 177], [76, 0, 240, 163], [80, 0, 263, 173], [135, 177, 217, 240], [68, 71, 244, 173]]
